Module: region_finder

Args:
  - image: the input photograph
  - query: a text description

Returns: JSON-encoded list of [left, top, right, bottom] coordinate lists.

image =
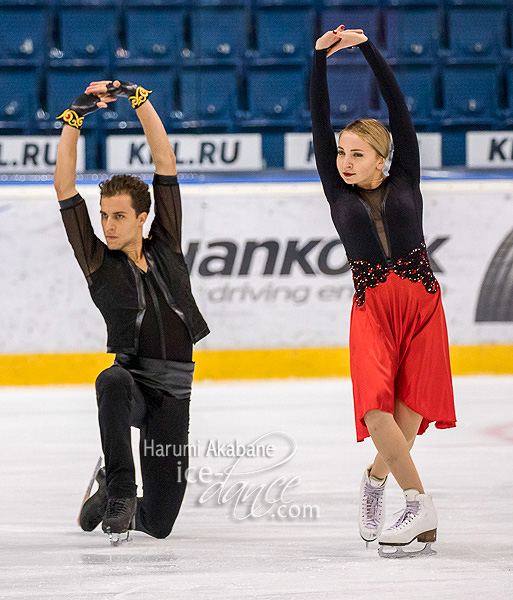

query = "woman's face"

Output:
[[337, 131, 385, 188]]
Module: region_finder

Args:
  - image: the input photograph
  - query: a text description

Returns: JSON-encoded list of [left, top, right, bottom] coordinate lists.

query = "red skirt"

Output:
[[349, 271, 456, 442]]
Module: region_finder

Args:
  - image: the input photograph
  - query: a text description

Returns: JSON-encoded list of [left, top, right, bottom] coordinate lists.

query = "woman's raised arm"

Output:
[[358, 40, 421, 182], [311, 27, 369, 201]]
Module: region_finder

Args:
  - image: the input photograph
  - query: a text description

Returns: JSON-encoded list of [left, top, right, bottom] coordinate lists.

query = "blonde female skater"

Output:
[[311, 26, 456, 557]]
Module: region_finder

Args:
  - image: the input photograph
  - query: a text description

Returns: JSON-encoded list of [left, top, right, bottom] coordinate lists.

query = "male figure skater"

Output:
[[54, 80, 209, 542]]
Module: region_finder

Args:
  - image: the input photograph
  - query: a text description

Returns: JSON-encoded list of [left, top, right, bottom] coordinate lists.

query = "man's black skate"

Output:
[[102, 496, 137, 545], [78, 458, 107, 532]]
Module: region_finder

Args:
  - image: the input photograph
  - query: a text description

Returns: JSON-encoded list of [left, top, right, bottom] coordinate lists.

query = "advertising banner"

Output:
[[107, 134, 263, 172], [0, 179, 512, 354], [467, 132, 513, 168], [0, 136, 85, 174], [284, 132, 442, 170]]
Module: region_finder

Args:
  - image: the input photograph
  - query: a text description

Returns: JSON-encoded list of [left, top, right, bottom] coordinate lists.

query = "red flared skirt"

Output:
[[349, 271, 456, 442]]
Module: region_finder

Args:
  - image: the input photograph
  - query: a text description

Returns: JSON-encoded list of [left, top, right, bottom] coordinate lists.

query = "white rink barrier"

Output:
[[1, 178, 513, 357]]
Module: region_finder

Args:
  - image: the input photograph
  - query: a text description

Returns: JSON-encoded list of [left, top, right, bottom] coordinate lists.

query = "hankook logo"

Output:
[[184, 237, 449, 277]]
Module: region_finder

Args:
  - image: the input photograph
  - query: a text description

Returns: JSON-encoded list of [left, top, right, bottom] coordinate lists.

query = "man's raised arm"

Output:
[[135, 100, 177, 177], [54, 92, 109, 280], [54, 125, 80, 201], [86, 79, 182, 249], [85, 80, 176, 176], [54, 91, 112, 200]]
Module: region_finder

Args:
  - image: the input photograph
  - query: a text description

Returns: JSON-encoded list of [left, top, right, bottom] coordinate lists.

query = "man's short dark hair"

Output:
[[99, 174, 151, 216]]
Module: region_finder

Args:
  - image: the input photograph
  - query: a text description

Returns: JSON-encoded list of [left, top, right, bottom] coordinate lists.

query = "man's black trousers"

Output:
[[95, 365, 190, 539]]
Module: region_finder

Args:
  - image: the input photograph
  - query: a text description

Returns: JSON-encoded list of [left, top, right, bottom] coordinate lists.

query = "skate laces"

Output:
[[390, 500, 420, 530], [363, 483, 384, 527], [105, 498, 133, 518]]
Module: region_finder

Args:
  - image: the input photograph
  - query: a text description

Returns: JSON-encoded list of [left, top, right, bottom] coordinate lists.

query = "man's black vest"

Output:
[[89, 236, 209, 354]]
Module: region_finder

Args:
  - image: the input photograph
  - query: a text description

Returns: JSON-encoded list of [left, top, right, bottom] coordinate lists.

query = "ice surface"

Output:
[[0, 377, 512, 599]]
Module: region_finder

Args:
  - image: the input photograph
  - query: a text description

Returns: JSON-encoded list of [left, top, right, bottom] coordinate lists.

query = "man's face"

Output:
[[100, 194, 147, 251]]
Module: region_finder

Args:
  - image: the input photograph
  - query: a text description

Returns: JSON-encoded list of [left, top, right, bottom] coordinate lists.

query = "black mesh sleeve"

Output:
[[310, 49, 346, 202], [149, 174, 182, 253], [59, 193, 105, 283], [359, 40, 421, 183]]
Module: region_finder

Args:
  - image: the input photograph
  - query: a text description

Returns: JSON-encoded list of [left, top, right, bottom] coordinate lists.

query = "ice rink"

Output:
[[1, 376, 512, 599]]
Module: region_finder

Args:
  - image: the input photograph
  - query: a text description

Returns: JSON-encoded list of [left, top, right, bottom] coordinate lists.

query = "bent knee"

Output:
[[364, 409, 394, 431], [147, 522, 174, 540], [95, 365, 133, 395]]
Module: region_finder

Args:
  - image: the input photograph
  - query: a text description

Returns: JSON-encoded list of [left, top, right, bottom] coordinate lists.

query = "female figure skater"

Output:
[[311, 26, 456, 557]]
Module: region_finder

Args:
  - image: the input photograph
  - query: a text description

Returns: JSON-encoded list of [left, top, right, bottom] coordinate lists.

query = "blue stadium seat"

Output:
[[177, 66, 238, 128], [379, 65, 436, 125], [192, 0, 245, 6], [107, 68, 175, 128], [441, 63, 500, 126], [444, 0, 506, 5], [320, 5, 380, 61], [254, 7, 314, 61], [122, 7, 185, 64], [384, 4, 440, 61], [0, 0, 50, 4], [0, 67, 39, 130], [320, 1, 377, 4], [326, 64, 374, 127], [57, 7, 117, 64], [123, 0, 184, 5], [379, 0, 442, 5], [54, 0, 121, 5], [0, 7, 47, 66], [244, 65, 306, 126], [256, 1, 314, 5], [46, 68, 106, 128], [447, 5, 507, 59], [189, 6, 246, 61]]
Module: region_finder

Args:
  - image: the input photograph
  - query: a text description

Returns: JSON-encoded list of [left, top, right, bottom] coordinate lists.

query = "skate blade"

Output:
[[77, 456, 103, 526], [378, 542, 436, 559], [108, 531, 132, 547], [360, 533, 378, 549]]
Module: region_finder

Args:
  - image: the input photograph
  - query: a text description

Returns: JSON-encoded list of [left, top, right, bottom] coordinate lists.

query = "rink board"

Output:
[[0, 345, 513, 385], [1, 178, 512, 383]]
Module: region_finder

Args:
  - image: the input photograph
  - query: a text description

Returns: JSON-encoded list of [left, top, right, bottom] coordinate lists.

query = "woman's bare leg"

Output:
[[364, 400, 424, 492], [369, 399, 422, 481]]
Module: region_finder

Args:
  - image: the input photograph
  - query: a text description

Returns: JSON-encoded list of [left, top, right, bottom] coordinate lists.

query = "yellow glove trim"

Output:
[[129, 86, 152, 109], [56, 109, 84, 129]]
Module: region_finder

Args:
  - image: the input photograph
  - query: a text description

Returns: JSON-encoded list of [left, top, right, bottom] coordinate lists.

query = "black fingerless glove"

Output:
[[56, 93, 101, 129], [106, 80, 152, 109]]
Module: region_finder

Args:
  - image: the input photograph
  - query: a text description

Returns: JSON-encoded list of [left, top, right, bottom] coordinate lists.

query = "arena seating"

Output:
[[178, 65, 239, 128], [0, 67, 39, 129], [441, 62, 502, 126], [123, 6, 185, 64], [57, 6, 117, 65], [326, 63, 375, 127], [0, 6, 46, 65], [189, 4, 246, 62], [384, 2, 440, 62], [0, 0, 510, 157], [244, 63, 307, 127]]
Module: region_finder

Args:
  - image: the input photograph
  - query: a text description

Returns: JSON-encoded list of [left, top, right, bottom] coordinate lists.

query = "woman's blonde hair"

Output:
[[341, 119, 391, 160]]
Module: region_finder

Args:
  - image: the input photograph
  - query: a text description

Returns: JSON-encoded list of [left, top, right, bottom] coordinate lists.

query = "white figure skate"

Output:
[[359, 465, 387, 547], [378, 488, 437, 558]]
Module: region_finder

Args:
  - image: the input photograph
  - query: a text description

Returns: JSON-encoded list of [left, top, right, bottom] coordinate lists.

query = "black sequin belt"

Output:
[[348, 243, 438, 306]]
